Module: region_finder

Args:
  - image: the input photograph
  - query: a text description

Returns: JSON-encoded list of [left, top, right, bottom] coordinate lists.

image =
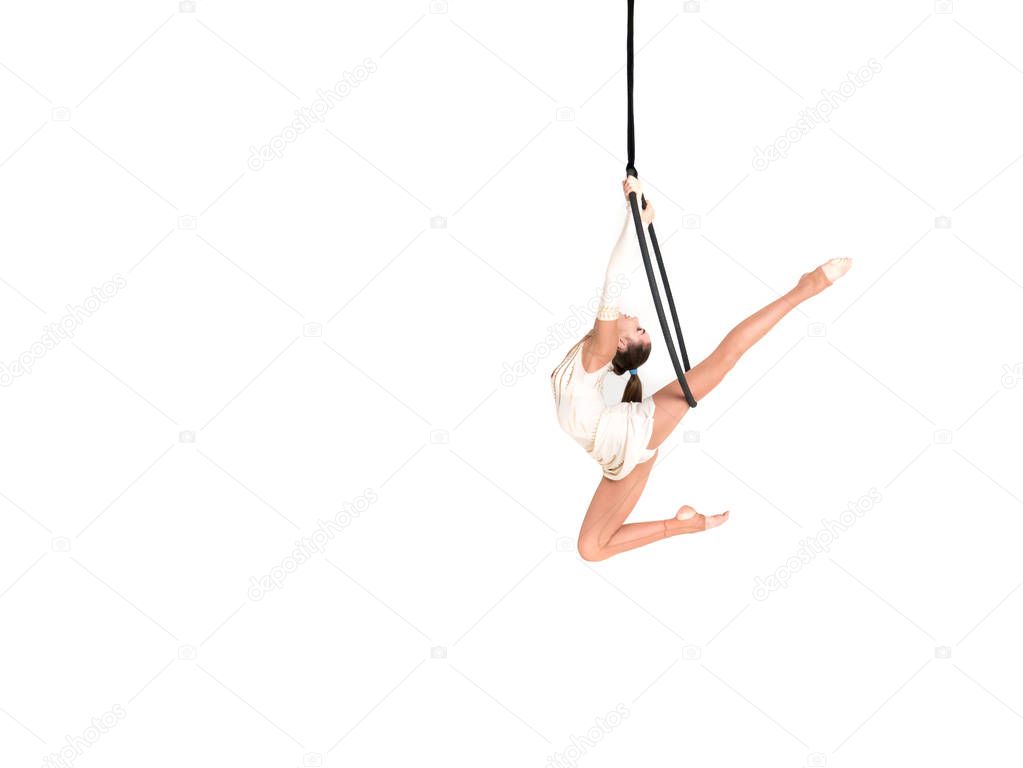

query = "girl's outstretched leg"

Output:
[[647, 258, 852, 449]]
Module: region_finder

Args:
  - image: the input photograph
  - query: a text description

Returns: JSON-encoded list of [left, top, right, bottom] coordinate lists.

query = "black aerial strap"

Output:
[[625, 0, 697, 408]]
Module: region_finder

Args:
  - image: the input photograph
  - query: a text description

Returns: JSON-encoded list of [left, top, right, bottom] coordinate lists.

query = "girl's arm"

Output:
[[583, 177, 654, 369]]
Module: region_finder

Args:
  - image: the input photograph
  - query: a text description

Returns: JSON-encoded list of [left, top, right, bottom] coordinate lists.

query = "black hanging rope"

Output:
[[626, 0, 637, 178], [625, 0, 697, 407]]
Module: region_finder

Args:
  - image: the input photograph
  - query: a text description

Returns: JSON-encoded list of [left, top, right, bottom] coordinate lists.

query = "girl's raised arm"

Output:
[[583, 177, 654, 371]]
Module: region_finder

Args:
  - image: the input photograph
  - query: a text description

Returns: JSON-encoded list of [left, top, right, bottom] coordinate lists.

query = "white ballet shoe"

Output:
[[821, 257, 853, 285]]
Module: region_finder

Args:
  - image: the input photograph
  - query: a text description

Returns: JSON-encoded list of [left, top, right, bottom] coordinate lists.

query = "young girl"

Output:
[[551, 177, 851, 561]]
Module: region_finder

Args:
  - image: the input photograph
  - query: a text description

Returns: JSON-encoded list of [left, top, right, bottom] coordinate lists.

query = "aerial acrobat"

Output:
[[550, 1, 853, 561], [551, 175, 851, 561]]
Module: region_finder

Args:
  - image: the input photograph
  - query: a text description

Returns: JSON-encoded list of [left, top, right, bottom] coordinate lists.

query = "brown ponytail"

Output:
[[622, 372, 643, 403], [612, 341, 651, 403]]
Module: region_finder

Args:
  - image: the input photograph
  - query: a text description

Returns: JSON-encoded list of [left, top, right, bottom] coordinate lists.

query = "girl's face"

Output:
[[617, 313, 649, 352]]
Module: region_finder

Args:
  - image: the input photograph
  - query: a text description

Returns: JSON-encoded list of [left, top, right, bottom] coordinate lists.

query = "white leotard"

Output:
[[550, 339, 657, 480], [550, 337, 611, 454]]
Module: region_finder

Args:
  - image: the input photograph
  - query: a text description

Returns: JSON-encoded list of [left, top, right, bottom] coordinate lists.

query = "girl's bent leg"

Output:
[[576, 457, 729, 562], [577, 457, 657, 561]]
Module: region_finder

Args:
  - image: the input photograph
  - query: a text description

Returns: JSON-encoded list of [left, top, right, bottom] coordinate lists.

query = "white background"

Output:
[[2, 1, 1023, 766]]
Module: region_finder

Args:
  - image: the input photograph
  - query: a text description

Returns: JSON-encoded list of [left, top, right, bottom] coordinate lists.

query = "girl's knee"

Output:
[[717, 348, 740, 373], [577, 537, 607, 562]]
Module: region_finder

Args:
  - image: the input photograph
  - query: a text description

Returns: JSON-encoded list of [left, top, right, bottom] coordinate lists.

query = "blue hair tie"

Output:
[[629, 368, 638, 376]]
